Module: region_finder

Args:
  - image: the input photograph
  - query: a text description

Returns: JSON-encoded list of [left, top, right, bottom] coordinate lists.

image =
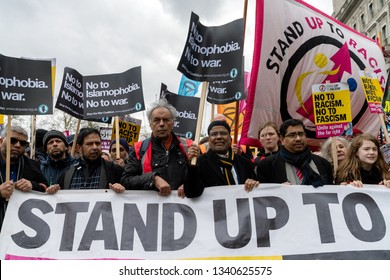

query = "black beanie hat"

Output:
[[110, 138, 130, 153], [207, 120, 231, 135], [36, 129, 48, 147], [43, 130, 68, 151]]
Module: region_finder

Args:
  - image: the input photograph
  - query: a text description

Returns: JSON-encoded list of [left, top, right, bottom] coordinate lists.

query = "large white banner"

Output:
[[1, 185, 390, 260], [241, 0, 387, 147]]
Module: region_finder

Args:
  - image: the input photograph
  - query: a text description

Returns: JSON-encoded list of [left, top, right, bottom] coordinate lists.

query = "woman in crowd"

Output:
[[254, 122, 280, 164], [319, 137, 350, 166], [335, 133, 390, 188]]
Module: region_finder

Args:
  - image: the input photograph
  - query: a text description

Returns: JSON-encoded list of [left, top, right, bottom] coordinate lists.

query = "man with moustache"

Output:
[[57, 128, 125, 193], [40, 130, 77, 194], [256, 119, 333, 187], [0, 125, 48, 231], [121, 99, 198, 197], [184, 120, 258, 198]]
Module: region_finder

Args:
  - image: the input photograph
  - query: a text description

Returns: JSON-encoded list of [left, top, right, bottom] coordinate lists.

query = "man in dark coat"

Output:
[[40, 130, 78, 194], [57, 128, 124, 193], [256, 119, 333, 186], [121, 99, 198, 197], [0, 126, 48, 231], [184, 120, 258, 198]]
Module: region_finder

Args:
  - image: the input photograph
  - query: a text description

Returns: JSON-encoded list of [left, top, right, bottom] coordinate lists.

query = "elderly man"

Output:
[[40, 130, 78, 194], [256, 119, 333, 186], [184, 120, 258, 198], [121, 99, 198, 197], [0, 125, 48, 230], [57, 128, 125, 193]]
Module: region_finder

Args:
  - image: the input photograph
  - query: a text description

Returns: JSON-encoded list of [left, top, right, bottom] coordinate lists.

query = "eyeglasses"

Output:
[[284, 131, 306, 139], [209, 131, 230, 137], [152, 118, 172, 124], [10, 137, 28, 146]]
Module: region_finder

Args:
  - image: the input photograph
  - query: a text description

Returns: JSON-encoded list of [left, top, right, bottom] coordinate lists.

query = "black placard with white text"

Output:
[[0, 54, 52, 115], [177, 12, 244, 82]]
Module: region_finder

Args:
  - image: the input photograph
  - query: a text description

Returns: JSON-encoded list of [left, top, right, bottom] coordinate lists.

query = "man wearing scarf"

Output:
[[184, 120, 258, 198], [256, 119, 333, 187], [121, 99, 199, 197]]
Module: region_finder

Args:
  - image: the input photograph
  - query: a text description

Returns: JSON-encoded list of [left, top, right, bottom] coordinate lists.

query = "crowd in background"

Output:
[[1, 99, 390, 232]]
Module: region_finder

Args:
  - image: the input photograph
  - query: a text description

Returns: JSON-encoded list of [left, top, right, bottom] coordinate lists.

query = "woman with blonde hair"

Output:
[[335, 133, 390, 188]]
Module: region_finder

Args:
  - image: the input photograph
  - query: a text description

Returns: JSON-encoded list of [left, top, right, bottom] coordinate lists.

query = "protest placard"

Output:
[[359, 70, 384, 114], [111, 119, 140, 146], [161, 83, 199, 140], [177, 12, 244, 82], [0, 54, 52, 115], [84, 66, 144, 119], [312, 82, 352, 138], [55, 67, 112, 123]]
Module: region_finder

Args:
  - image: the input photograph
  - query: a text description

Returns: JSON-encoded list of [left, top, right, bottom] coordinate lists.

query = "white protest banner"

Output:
[[1, 185, 390, 260], [241, 0, 387, 147]]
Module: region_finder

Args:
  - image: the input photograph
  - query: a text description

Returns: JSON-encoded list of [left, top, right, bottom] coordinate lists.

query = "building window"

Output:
[[368, 3, 374, 18], [380, 0, 384, 8], [360, 13, 365, 27], [353, 23, 357, 30], [382, 25, 387, 39]]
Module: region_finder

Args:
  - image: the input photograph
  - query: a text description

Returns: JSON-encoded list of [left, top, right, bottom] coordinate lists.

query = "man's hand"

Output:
[[14, 179, 33, 192], [109, 183, 125, 193], [46, 184, 61, 194], [244, 179, 259, 192], [187, 143, 200, 161], [0, 180, 14, 199], [177, 185, 186, 198], [154, 175, 171, 196]]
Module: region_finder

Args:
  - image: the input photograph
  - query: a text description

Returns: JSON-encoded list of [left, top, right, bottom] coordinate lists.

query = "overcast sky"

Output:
[[0, 0, 333, 128]]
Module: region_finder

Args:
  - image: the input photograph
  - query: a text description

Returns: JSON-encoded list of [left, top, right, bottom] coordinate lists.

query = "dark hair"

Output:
[[76, 128, 101, 145], [279, 119, 304, 137]]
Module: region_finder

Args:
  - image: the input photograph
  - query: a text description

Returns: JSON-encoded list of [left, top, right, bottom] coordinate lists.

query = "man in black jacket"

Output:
[[0, 125, 48, 231], [57, 128, 125, 193], [121, 99, 199, 197], [184, 120, 259, 198], [256, 119, 333, 187], [40, 130, 78, 194]]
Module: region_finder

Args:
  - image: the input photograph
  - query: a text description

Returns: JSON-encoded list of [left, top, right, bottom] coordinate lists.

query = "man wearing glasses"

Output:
[[256, 119, 333, 187], [0, 125, 48, 231], [121, 99, 199, 197], [184, 120, 258, 198]]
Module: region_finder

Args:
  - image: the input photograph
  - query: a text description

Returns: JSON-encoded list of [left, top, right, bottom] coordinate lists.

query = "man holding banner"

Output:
[[57, 128, 125, 192], [256, 119, 333, 187], [0, 126, 48, 231], [184, 120, 258, 198], [121, 99, 199, 197]]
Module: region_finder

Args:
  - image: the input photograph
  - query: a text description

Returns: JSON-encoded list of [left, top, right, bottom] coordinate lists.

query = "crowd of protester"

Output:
[[1, 99, 390, 231]]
